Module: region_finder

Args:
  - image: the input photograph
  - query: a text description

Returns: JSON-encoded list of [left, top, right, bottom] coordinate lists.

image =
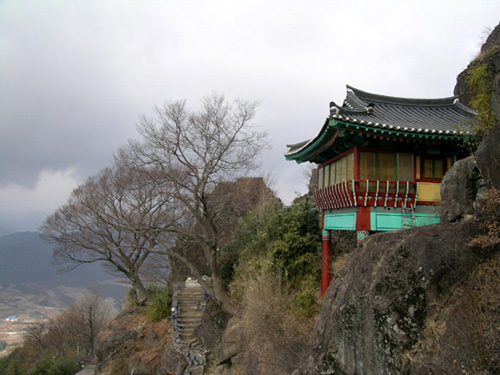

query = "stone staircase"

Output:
[[172, 279, 208, 375]]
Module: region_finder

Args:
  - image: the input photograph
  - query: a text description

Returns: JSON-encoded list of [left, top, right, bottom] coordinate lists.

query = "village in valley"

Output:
[[1, 314, 49, 358]]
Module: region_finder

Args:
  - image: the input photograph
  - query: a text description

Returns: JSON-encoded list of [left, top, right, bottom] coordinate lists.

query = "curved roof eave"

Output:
[[285, 118, 333, 163]]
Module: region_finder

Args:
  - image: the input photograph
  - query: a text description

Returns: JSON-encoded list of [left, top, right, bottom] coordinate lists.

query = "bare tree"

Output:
[[40, 161, 174, 304], [24, 311, 77, 359], [122, 94, 267, 314], [67, 286, 112, 354], [22, 287, 111, 362]]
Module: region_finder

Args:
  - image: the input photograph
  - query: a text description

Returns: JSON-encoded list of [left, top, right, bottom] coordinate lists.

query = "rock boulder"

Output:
[[440, 156, 479, 222], [475, 122, 500, 190], [296, 219, 494, 375]]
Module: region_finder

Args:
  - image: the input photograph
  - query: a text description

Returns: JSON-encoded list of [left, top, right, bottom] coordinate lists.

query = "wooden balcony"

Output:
[[314, 180, 419, 210]]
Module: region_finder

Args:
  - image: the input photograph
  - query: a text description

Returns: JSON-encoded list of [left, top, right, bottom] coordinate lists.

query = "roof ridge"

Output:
[[346, 85, 458, 107]]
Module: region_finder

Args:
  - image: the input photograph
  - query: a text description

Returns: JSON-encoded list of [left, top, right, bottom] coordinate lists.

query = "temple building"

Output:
[[285, 85, 476, 295]]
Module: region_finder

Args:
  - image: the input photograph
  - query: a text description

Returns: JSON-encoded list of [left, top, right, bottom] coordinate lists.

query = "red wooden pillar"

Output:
[[321, 229, 332, 296], [356, 206, 371, 245]]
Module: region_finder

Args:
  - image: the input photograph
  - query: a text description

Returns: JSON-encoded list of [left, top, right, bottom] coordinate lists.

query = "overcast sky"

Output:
[[0, 0, 499, 231]]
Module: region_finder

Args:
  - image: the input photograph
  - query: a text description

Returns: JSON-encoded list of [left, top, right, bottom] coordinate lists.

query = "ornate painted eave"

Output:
[[285, 85, 476, 164]]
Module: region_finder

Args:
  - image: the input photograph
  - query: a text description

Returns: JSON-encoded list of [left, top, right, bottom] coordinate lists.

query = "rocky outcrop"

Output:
[[295, 219, 497, 375], [455, 22, 500, 121], [441, 22, 500, 222], [476, 123, 500, 190], [440, 156, 484, 222], [439, 121, 500, 223], [93, 280, 229, 375], [95, 307, 181, 375]]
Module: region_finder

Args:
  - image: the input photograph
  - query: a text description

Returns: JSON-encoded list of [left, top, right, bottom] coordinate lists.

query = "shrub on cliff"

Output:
[[229, 196, 320, 282], [146, 285, 173, 322], [467, 63, 497, 140], [228, 195, 321, 318]]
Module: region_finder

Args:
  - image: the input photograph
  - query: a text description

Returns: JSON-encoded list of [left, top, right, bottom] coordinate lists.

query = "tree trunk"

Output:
[[131, 275, 148, 305], [209, 270, 237, 315]]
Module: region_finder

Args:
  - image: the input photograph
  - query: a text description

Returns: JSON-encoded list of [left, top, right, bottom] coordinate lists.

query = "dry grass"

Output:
[[331, 253, 348, 274], [97, 309, 173, 375], [448, 256, 500, 374], [469, 188, 500, 250], [404, 254, 500, 374], [237, 269, 314, 375]]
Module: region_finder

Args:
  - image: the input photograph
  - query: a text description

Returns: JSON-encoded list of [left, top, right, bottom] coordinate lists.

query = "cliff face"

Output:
[[454, 21, 500, 120], [296, 220, 497, 375], [95, 307, 188, 375]]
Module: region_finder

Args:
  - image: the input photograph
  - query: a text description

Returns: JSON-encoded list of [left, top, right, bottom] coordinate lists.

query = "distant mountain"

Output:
[[0, 227, 17, 238], [0, 231, 126, 307]]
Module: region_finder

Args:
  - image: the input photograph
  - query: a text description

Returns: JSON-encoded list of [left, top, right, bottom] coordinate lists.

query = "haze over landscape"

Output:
[[1, 0, 499, 232]]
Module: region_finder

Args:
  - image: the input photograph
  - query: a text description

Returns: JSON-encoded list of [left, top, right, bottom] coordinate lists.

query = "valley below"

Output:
[[0, 230, 126, 357]]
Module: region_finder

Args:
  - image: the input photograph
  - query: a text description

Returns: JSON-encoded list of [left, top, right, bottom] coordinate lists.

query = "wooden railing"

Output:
[[314, 180, 419, 210]]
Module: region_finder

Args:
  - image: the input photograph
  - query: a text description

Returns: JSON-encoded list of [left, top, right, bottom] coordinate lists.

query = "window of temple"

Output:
[[359, 152, 414, 182], [378, 153, 396, 180], [397, 153, 414, 182], [318, 152, 354, 188], [359, 152, 377, 180], [318, 151, 418, 189], [422, 158, 445, 179]]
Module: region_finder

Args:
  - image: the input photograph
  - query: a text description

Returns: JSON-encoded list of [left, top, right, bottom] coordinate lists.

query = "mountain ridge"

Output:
[[0, 231, 126, 316]]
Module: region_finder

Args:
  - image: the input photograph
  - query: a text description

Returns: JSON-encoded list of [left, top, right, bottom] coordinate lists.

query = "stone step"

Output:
[[179, 320, 202, 327], [184, 366, 204, 375], [180, 294, 203, 299], [180, 323, 199, 328], [182, 337, 203, 346], [180, 330, 198, 338], [179, 309, 203, 315], [179, 299, 202, 305], [180, 323, 198, 336], [179, 289, 203, 297], [181, 330, 198, 338], [175, 282, 206, 375], [178, 296, 202, 303], [179, 319, 202, 326], [179, 315, 203, 322], [179, 304, 203, 309], [180, 312, 201, 317], [179, 292, 203, 296], [179, 321, 201, 329], [180, 289, 202, 295], [179, 303, 203, 308]]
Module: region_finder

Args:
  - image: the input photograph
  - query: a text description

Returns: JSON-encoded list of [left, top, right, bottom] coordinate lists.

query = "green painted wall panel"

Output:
[[371, 213, 403, 231], [324, 212, 357, 230], [415, 215, 441, 226], [371, 212, 441, 231], [323, 211, 440, 232]]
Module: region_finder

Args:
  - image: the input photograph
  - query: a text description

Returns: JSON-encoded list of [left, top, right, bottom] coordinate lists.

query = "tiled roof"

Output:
[[335, 85, 475, 133], [285, 85, 476, 161]]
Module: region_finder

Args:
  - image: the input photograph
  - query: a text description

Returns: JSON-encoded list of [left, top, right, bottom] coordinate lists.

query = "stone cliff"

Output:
[[295, 218, 498, 375]]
